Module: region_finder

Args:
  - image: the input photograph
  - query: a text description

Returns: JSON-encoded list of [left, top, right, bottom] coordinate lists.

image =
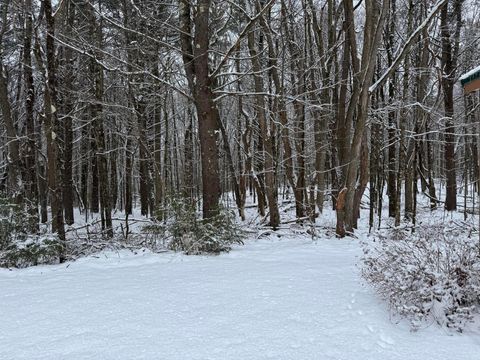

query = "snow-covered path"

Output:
[[1, 236, 479, 360]]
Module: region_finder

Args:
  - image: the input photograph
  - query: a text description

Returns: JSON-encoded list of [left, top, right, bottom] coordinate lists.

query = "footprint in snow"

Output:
[[367, 325, 376, 333], [377, 334, 395, 349], [379, 334, 395, 345]]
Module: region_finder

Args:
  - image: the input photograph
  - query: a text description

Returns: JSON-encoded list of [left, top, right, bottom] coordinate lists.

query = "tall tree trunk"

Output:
[[403, 0, 414, 221], [90, 129, 99, 213], [137, 106, 150, 216], [43, 0, 66, 248], [125, 128, 133, 216], [61, 0, 75, 225], [247, 26, 280, 228], [337, 0, 389, 236], [22, 0, 39, 231], [441, 0, 462, 211], [385, 0, 397, 218], [282, 0, 306, 219], [258, 9, 298, 223], [0, 0, 22, 199], [88, 0, 112, 236], [179, 0, 221, 219]]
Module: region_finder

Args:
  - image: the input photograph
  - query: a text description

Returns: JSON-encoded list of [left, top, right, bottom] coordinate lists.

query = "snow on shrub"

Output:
[[361, 223, 480, 332], [0, 196, 64, 268], [0, 235, 63, 268], [143, 196, 245, 255], [0, 198, 27, 250]]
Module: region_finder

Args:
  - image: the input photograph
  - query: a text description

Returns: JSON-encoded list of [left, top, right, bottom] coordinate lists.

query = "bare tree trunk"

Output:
[[441, 0, 462, 211], [138, 106, 150, 216], [258, 9, 299, 223], [282, 1, 306, 219], [179, 0, 221, 219], [403, 0, 414, 221], [21, 0, 39, 231], [0, 63, 22, 197], [88, 0, 112, 236], [385, 0, 397, 218], [395, 105, 405, 227], [125, 128, 133, 216], [235, 57, 247, 221], [43, 0, 66, 248], [352, 133, 369, 228], [184, 114, 194, 200], [153, 72, 163, 215], [90, 130, 99, 213], [337, 0, 390, 236], [0, 0, 22, 199], [247, 26, 280, 228], [306, 0, 334, 216], [61, 0, 75, 225], [218, 117, 244, 220], [110, 132, 118, 209]]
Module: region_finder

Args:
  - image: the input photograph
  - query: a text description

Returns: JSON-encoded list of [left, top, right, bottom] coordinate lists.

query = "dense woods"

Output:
[[0, 0, 479, 251], [4, 0, 480, 349]]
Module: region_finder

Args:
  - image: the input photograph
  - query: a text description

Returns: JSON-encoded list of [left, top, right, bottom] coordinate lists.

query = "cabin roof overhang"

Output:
[[460, 66, 480, 93]]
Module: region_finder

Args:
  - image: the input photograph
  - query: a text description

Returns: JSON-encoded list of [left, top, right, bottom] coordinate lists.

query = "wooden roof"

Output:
[[460, 66, 480, 93]]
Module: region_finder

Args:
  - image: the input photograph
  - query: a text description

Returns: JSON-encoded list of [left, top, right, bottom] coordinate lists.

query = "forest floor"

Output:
[[1, 202, 480, 359]]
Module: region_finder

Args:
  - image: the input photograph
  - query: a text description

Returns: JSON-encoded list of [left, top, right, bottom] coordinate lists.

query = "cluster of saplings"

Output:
[[0, 195, 244, 268]]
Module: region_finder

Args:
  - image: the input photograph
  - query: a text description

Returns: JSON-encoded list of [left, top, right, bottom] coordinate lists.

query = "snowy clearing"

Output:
[[1, 234, 479, 360]]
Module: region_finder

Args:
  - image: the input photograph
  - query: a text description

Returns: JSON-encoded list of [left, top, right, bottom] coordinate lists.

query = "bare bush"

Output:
[[361, 223, 480, 331]]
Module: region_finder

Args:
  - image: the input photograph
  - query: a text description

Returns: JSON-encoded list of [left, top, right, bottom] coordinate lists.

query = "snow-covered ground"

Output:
[[1, 232, 479, 360]]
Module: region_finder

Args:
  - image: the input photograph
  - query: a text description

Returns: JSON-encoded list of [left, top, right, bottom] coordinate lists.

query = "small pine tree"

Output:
[[144, 195, 244, 255], [0, 196, 63, 268]]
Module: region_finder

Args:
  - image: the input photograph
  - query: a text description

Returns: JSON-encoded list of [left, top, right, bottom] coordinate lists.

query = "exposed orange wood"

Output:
[[464, 78, 480, 94]]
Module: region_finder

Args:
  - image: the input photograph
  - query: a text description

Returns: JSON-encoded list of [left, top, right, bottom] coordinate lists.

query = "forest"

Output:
[[0, 0, 479, 244], [1, 0, 480, 358]]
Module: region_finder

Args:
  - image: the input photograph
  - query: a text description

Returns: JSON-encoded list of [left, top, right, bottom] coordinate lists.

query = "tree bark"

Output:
[[179, 0, 221, 219], [337, 0, 389, 236], [61, 0, 75, 225], [43, 0, 66, 247], [441, 0, 462, 211], [247, 26, 280, 228]]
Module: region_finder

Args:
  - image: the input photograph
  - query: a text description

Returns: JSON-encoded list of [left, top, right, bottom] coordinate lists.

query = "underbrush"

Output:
[[361, 222, 480, 332], [143, 196, 245, 255], [0, 192, 246, 268], [1, 236, 63, 268], [0, 198, 64, 268]]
